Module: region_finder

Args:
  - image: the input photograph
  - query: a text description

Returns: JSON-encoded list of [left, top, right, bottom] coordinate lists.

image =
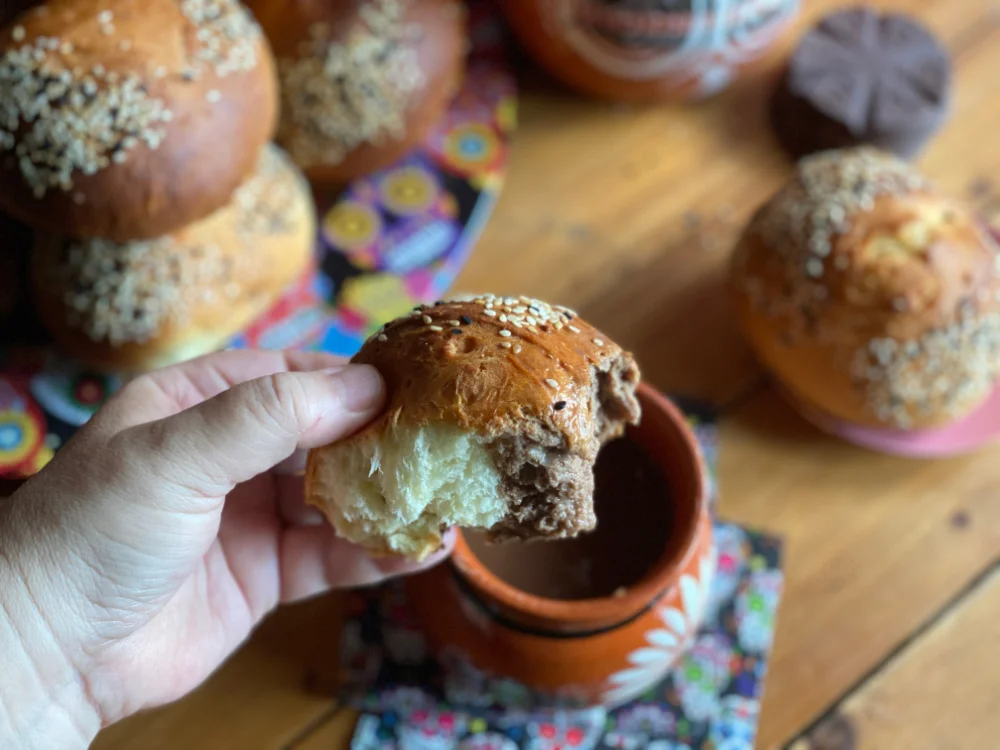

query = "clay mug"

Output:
[[500, 0, 799, 102]]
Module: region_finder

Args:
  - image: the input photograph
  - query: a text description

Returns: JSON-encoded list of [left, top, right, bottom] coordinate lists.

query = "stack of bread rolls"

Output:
[[0, 0, 316, 372]]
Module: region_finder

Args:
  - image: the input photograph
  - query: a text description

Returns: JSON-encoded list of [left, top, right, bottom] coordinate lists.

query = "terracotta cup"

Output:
[[501, 0, 798, 103], [405, 381, 715, 708]]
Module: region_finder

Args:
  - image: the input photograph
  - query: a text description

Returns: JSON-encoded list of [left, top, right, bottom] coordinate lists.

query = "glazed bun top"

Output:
[[357, 294, 641, 453], [733, 147, 1000, 428], [0, 0, 278, 241]]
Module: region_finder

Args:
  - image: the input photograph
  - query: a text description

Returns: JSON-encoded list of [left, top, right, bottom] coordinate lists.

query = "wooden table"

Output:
[[93, 1, 1000, 748]]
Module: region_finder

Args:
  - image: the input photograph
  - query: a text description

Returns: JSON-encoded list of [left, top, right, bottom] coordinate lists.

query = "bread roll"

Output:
[[731, 147, 1000, 431], [305, 296, 641, 560], [0, 0, 278, 241], [248, 0, 466, 186], [31, 144, 315, 373]]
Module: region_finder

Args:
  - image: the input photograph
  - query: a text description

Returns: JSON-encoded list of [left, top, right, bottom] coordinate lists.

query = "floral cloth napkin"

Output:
[[340, 402, 784, 750]]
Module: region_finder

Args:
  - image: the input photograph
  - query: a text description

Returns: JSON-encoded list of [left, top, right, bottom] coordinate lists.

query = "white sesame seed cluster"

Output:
[[0, 0, 261, 197], [368, 293, 610, 361], [277, 0, 426, 168], [852, 308, 1000, 428], [180, 0, 261, 78], [761, 148, 930, 281], [0, 38, 174, 197], [48, 147, 298, 346]]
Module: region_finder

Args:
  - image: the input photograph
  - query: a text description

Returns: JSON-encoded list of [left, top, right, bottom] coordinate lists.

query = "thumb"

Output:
[[116, 364, 384, 505]]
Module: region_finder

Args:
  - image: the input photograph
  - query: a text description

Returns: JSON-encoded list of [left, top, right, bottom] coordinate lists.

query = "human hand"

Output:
[[0, 350, 452, 748]]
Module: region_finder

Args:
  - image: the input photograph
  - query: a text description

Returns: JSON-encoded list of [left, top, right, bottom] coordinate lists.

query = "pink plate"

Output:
[[787, 384, 1000, 459]]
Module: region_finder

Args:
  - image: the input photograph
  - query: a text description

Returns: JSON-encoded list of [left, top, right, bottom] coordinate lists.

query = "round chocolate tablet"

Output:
[[772, 7, 951, 160]]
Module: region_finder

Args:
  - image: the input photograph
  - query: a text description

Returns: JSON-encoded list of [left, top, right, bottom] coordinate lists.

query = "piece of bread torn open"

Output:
[[305, 294, 641, 560]]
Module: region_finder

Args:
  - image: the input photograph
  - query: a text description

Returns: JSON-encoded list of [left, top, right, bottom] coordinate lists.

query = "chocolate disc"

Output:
[[771, 7, 951, 160]]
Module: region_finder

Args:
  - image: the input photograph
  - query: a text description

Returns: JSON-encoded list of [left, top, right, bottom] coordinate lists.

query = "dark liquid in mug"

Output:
[[465, 436, 673, 600]]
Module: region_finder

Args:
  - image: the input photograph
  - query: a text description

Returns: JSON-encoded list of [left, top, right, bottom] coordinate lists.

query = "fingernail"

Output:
[[320, 365, 348, 375], [330, 365, 384, 412]]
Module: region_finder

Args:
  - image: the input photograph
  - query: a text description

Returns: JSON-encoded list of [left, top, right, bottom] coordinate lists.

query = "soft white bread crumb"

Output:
[[308, 423, 507, 560]]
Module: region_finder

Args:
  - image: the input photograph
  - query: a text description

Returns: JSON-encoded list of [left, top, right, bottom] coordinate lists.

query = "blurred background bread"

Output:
[[0, 0, 278, 241], [248, 0, 466, 187], [31, 145, 315, 373], [306, 295, 641, 560], [731, 147, 1000, 431]]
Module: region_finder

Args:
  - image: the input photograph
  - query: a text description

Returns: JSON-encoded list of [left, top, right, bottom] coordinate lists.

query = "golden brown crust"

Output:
[[731, 147, 1000, 430], [0, 0, 278, 241], [350, 295, 639, 453], [30, 145, 316, 373], [248, 0, 466, 186]]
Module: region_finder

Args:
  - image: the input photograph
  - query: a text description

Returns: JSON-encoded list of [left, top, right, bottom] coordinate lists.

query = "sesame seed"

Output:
[[499, 341, 512, 349], [593, 338, 604, 346], [483, 309, 497, 317], [277, 1, 425, 169], [499, 314, 508, 323], [97, 10, 114, 24], [428, 325, 443, 332], [422, 315, 432, 324], [554, 401, 567, 411], [460, 315, 472, 325], [498, 329, 512, 337], [545, 378, 559, 388], [206, 89, 222, 103], [154, 66, 168, 78], [448, 319, 461, 326], [450, 328, 462, 335], [377, 334, 388, 342], [11, 26, 25, 42], [568, 325, 580, 333], [514, 344, 522, 354]]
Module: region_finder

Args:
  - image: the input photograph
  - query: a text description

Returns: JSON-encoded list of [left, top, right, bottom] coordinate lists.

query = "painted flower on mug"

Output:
[[603, 551, 716, 706]]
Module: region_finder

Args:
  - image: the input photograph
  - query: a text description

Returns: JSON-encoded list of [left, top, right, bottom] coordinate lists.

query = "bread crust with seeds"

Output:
[[0, 0, 278, 241], [731, 147, 1000, 430], [31, 144, 315, 373], [247, 0, 466, 186], [305, 295, 641, 560]]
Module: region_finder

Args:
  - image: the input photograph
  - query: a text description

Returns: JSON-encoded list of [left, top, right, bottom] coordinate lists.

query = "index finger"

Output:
[[96, 349, 348, 432]]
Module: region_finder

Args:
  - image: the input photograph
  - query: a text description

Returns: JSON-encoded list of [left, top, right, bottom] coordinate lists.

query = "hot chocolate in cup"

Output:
[[405, 381, 715, 708]]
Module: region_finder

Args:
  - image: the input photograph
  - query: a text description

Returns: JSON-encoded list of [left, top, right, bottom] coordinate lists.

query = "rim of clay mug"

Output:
[[451, 380, 708, 634]]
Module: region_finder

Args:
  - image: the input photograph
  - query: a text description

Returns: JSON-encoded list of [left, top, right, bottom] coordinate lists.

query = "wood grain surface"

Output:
[[90, 0, 1000, 748]]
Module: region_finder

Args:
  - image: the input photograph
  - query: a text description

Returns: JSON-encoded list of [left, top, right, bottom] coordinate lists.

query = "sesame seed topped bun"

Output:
[[30, 144, 315, 373], [731, 147, 1000, 431], [0, 0, 278, 241], [305, 295, 641, 560], [248, 0, 466, 187]]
